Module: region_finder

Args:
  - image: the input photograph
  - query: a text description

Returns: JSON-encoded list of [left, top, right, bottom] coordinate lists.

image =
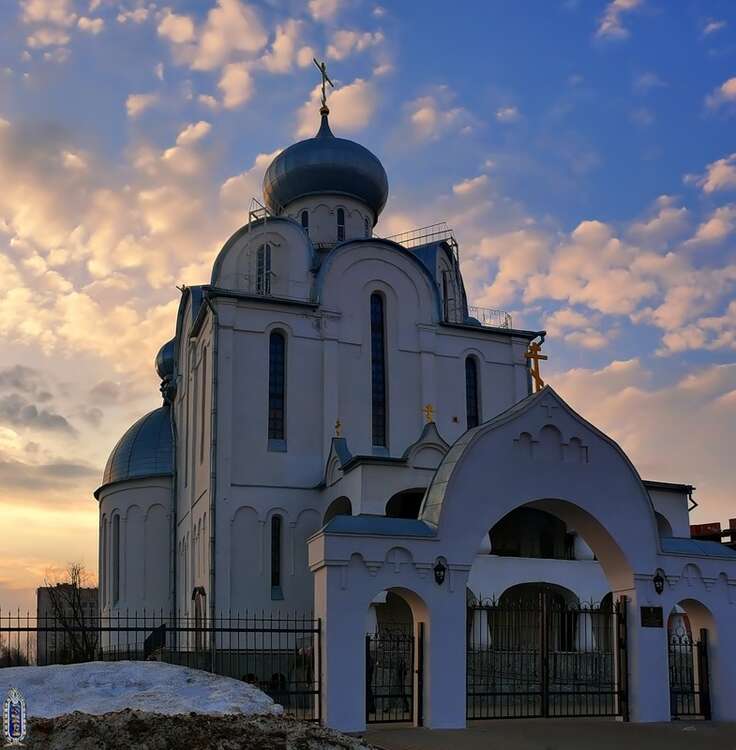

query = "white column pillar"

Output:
[[622, 586, 671, 722]]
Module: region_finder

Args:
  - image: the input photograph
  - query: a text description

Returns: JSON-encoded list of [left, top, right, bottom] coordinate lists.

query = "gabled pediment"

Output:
[[323, 437, 353, 487], [402, 421, 449, 470]]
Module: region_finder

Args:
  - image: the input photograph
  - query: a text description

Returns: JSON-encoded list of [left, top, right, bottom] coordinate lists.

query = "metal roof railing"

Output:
[[383, 222, 457, 251], [467, 305, 513, 329]]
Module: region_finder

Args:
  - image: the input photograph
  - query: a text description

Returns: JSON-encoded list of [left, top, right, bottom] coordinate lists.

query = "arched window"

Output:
[[336, 208, 345, 241], [364, 217, 370, 238], [465, 356, 480, 429], [112, 514, 120, 604], [256, 243, 271, 295], [370, 293, 387, 447], [271, 515, 283, 598], [300, 210, 309, 231], [268, 331, 286, 446], [324, 497, 352, 525]]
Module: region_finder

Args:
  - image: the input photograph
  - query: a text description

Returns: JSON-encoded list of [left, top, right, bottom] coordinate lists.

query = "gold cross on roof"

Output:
[[423, 404, 435, 423], [526, 340, 548, 393], [313, 58, 334, 114]]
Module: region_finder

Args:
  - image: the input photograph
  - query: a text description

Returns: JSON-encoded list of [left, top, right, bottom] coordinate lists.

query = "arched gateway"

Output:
[[308, 387, 736, 732]]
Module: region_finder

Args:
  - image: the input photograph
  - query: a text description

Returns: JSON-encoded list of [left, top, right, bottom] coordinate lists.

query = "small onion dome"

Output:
[[155, 338, 175, 381], [262, 113, 389, 224], [99, 405, 173, 491]]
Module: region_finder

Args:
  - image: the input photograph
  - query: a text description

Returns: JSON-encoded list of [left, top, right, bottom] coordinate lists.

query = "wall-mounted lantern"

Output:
[[653, 570, 665, 595], [433, 559, 447, 586]]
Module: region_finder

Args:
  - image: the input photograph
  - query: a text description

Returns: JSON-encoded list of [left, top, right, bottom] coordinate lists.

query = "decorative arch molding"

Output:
[[420, 386, 660, 589]]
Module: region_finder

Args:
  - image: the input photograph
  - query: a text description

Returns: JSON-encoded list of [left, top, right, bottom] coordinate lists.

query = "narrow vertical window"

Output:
[[184, 374, 190, 487], [364, 217, 370, 238], [337, 208, 345, 241], [466, 356, 480, 429], [271, 515, 282, 597], [442, 272, 450, 321], [199, 346, 207, 464], [101, 518, 108, 607], [268, 331, 286, 443], [300, 210, 309, 231], [256, 243, 271, 295], [112, 514, 120, 604], [370, 293, 387, 447]]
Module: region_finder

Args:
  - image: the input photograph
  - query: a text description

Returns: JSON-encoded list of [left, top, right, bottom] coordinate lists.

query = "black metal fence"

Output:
[[0, 609, 321, 721], [669, 629, 710, 720], [467, 595, 628, 720], [366, 626, 417, 724]]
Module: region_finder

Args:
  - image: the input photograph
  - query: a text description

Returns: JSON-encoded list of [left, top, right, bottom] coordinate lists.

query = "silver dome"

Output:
[[100, 405, 173, 489], [262, 113, 389, 223]]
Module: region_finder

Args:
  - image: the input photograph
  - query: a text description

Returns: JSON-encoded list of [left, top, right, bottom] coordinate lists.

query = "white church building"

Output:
[[95, 88, 736, 732]]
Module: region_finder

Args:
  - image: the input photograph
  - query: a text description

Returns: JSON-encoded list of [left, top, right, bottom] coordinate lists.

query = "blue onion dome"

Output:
[[98, 406, 173, 492], [155, 338, 175, 381], [262, 112, 389, 224]]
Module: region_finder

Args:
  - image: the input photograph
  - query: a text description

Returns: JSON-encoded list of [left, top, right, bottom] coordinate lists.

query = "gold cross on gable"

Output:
[[334, 418, 342, 437], [525, 340, 548, 393], [423, 404, 435, 423], [313, 58, 334, 113]]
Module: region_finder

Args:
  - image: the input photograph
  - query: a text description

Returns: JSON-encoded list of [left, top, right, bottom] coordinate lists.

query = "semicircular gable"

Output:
[[420, 386, 660, 583], [315, 239, 443, 322], [210, 217, 315, 293]]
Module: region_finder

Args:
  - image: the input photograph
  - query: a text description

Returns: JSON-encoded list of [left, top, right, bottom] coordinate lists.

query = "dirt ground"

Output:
[[23, 710, 378, 750], [363, 719, 736, 750]]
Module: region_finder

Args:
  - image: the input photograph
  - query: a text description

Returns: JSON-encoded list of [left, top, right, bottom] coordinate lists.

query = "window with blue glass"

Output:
[[337, 208, 345, 241], [268, 331, 286, 443], [300, 210, 309, 231], [256, 243, 271, 295], [370, 293, 387, 447], [466, 356, 480, 429]]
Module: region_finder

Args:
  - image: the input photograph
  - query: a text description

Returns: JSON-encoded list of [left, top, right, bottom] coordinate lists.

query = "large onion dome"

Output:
[[262, 113, 389, 224], [98, 406, 173, 491]]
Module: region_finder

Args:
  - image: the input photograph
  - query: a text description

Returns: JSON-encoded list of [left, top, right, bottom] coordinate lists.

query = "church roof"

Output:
[[262, 113, 389, 222], [97, 405, 173, 495]]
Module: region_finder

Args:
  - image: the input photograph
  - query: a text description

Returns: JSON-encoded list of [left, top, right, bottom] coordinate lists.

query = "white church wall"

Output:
[[97, 477, 171, 616], [648, 487, 691, 537], [286, 196, 373, 247]]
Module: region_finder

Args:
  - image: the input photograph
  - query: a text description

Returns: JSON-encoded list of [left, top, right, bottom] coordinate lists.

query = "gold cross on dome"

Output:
[[423, 404, 435, 423], [526, 340, 548, 393], [334, 418, 342, 437], [313, 58, 334, 113]]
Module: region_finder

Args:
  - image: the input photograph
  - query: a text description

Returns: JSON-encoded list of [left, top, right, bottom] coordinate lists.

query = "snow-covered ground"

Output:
[[0, 661, 284, 718]]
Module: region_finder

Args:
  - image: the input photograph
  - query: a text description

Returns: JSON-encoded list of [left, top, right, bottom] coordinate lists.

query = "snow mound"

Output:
[[0, 661, 284, 718]]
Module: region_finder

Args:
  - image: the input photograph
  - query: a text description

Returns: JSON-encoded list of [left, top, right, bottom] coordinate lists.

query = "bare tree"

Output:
[[42, 563, 99, 664], [0, 634, 30, 667]]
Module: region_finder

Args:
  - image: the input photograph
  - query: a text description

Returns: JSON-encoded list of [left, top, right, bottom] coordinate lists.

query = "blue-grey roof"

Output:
[[155, 338, 175, 381], [661, 537, 736, 558], [99, 405, 173, 491], [263, 113, 389, 222], [323, 514, 437, 538]]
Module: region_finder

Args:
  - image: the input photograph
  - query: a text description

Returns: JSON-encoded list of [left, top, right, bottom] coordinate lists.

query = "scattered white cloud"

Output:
[[154, 62, 164, 81], [296, 78, 378, 137], [689, 153, 736, 193], [260, 19, 302, 74], [628, 196, 689, 245], [125, 92, 159, 118], [705, 77, 736, 111], [218, 63, 253, 109], [27, 28, 70, 48], [453, 174, 488, 196], [686, 205, 736, 246], [198, 94, 219, 110], [308, 0, 342, 22], [117, 7, 149, 24], [21, 0, 77, 27], [596, 0, 643, 40], [702, 19, 727, 37], [77, 16, 104, 34], [296, 45, 315, 68], [327, 29, 384, 61], [633, 71, 666, 93], [157, 9, 196, 45], [406, 88, 472, 142], [495, 106, 520, 123]]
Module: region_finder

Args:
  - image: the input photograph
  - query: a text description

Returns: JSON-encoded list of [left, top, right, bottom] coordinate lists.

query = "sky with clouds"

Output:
[[0, 0, 735, 611]]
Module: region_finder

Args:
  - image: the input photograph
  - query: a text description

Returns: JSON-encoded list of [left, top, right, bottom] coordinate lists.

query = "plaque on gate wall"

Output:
[[640, 606, 664, 628]]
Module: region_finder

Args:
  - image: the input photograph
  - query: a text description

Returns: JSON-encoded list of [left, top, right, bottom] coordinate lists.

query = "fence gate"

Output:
[[669, 628, 711, 720], [467, 594, 628, 720], [366, 626, 420, 724]]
